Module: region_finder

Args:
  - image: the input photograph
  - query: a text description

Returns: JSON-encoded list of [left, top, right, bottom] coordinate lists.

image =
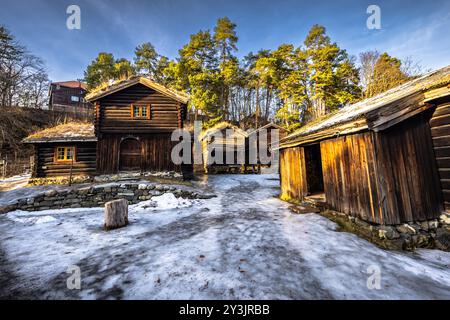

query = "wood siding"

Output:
[[373, 112, 443, 223], [279, 147, 307, 201], [94, 83, 187, 174], [96, 134, 180, 174], [97, 83, 185, 134], [35, 142, 96, 177], [281, 112, 443, 225], [202, 128, 246, 169], [321, 133, 383, 223], [430, 102, 450, 211]]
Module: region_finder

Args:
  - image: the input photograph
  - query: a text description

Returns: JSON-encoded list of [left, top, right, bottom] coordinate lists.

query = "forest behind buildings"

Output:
[[1, 18, 424, 130]]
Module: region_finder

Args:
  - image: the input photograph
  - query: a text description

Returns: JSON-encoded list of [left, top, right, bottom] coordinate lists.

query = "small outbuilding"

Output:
[[23, 122, 97, 178], [247, 122, 289, 172], [199, 122, 248, 173], [278, 65, 450, 225]]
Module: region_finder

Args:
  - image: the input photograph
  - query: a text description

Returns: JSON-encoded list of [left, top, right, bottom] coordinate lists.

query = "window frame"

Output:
[[54, 146, 77, 163], [130, 104, 151, 119]]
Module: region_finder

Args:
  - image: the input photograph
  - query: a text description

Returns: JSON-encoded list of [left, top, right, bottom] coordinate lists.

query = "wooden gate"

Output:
[[430, 102, 450, 212], [120, 138, 141, 171]]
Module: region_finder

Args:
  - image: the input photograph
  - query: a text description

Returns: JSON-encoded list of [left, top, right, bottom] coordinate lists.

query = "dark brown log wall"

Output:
[[430, 102, 450, 211], [97, 83, 185, 134], [279, 147, 307, 201], [35, 142, 97, 178], [96, 134, 180, 174]]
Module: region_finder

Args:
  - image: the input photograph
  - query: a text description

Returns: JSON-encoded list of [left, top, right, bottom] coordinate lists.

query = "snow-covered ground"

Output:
[[0, 174, 30, 192], [0, 174, 449, 299]]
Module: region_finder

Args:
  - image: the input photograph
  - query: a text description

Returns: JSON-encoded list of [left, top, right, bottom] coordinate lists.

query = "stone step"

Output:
[[289, 204, 320, 214]]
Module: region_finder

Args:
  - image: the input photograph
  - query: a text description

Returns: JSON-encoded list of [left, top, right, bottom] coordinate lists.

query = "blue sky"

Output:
[[1, 0, 450, 81]]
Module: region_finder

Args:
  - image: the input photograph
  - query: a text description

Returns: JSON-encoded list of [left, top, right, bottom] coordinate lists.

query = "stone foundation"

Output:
[[320, 210, 450, 252], [0, 182, 215, 214], [28, 171, 184, 187]]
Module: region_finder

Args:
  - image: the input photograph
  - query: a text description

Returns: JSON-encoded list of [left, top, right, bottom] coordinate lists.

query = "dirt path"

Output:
[[0, 174, 449, 299]]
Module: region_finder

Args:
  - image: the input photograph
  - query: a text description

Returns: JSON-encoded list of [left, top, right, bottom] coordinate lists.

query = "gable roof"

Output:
[[247, 122, 288, 135], [200, 122, 248, 140], [52, 81, 87, 90], [85, 77, 190, 104], [23, 122, 96, 144], [279, 65, 450, 149]]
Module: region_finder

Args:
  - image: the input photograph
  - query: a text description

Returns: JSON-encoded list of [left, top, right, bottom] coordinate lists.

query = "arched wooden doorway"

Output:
[[120, 138, 141, 171]]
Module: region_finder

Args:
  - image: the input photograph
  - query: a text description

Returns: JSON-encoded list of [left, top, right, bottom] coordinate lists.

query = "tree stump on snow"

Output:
[[104, 199, 129, 230]]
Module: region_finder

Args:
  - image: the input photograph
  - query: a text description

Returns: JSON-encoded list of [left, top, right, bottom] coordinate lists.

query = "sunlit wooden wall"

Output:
[[280, 113, 444, 225], [279, 147, 307, 201]]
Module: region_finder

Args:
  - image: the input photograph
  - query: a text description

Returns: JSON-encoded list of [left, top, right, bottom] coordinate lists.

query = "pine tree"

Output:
[[84, 52, 117, 90]]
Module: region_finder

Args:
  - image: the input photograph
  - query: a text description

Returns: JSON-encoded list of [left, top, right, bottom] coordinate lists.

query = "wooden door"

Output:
[[120, 138, 141, 171]]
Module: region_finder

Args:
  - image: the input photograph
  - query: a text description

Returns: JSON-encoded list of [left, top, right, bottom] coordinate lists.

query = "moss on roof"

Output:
[[23, 122, 96, 143]]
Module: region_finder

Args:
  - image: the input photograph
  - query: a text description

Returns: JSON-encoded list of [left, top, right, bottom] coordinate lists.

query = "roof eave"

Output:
[[23, 137, 98, 144], [86, 77, 190, 104]]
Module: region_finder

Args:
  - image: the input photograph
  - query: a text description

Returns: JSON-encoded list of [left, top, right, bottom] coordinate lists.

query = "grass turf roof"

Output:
[[23, 122, 96, 143]]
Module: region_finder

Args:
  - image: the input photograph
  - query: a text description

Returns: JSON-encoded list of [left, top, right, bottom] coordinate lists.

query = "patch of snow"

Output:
[[0, 174, 30, 184], [0, 174, 449, 300], [132, 193, 196, 213], [0, 174, 30, 192]]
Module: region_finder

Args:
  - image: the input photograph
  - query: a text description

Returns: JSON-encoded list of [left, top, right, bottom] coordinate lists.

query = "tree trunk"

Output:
[[104, 199, 129, 230]]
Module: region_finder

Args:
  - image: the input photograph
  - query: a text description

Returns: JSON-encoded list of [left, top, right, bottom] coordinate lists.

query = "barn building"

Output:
[[24, 77, 190, 178], [278, 66, 450, 225]]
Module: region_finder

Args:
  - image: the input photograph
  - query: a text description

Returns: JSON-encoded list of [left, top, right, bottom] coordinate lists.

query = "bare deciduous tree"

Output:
[[0, 25, 49, 108]]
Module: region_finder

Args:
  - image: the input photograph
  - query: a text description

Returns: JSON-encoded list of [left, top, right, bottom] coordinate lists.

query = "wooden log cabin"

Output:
[[247, 123, 289, 171], [24, 77, 191, 178], [22, 123, 97, 178], [200, 122, 248, 173], [278, 65, 450, 225]]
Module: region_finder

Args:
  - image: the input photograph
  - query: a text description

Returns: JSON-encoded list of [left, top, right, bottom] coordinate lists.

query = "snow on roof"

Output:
[[200, 121, 248, 140], [85, 76, 190, 104], [281, 64, 450, 146], [23, 122, 96, 144], [247, 122, 288, 135]]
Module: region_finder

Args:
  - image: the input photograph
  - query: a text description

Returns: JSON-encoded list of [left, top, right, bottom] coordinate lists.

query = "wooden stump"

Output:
[[104, 199, 129, 230]]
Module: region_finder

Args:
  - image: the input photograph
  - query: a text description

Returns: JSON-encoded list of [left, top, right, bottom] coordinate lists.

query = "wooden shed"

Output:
[[247, 122, 289, 171], [200, 122, 248, 173], [23, 122, 97, 178], [279, 66, 450, 225]]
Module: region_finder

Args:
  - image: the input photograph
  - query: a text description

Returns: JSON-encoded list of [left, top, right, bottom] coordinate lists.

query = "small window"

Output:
[[133, 105, 140, 117], [55, 146, 76, 162], [141, 106, 147, 117], [131, 105, 150, 119], [71, 96, 80, 102]]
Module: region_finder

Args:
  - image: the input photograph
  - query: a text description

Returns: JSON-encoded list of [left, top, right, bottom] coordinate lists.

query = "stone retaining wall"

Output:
[[321, 210, 450, 251], [0, 182, 215, 214], [27, 171, 184, 187]]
